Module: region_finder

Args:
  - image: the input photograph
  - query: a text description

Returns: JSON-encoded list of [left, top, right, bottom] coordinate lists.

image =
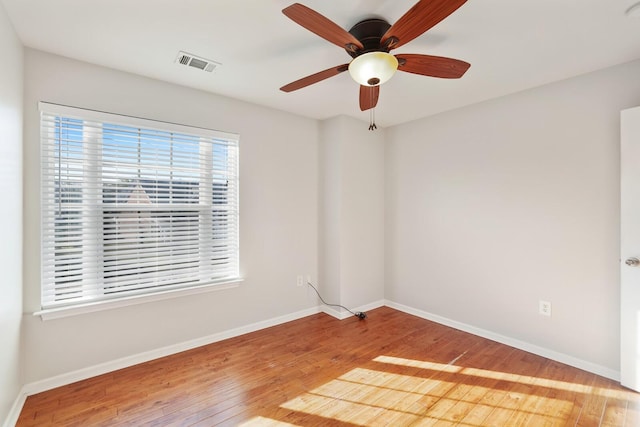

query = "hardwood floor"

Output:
[[16, 307, 640, 426]]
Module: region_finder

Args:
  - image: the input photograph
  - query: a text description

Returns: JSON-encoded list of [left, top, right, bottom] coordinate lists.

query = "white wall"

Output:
[[386, 59, 640, 373], [338, 117, 385, 308], [22, 49, 319, 383], [0, 2, 23, 424], [319, 116, 385, 315], [319, 118, 343, 305]]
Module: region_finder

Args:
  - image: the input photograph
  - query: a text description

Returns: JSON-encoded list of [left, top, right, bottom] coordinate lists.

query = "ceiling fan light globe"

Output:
[[348, 52, 398, 86]]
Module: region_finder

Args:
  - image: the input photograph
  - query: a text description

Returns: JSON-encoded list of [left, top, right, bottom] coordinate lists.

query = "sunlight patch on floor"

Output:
[[279, 365, 572, 426], [374, 355, 636, 400], [374, 355, 463, 373], [281, 392, 422, 426], [238, 416, 301, 426]]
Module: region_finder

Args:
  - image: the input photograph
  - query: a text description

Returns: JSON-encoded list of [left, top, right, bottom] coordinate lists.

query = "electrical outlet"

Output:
[[539, 300, 551, 317], [296, 275, 303, 287]]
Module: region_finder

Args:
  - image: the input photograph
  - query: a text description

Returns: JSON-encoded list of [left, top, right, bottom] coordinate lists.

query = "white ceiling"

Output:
[[3, 0, 640, 127]]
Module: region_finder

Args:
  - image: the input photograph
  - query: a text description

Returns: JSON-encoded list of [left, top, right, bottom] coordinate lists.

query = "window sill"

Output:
[[34, 279, 243, 321]]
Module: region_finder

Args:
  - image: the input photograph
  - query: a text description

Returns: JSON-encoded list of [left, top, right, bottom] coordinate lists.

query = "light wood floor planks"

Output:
[[16, 307, 640, 426]]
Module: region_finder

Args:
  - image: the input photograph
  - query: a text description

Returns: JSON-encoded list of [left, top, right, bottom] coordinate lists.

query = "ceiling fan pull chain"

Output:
[[369, 108, 377, 131]]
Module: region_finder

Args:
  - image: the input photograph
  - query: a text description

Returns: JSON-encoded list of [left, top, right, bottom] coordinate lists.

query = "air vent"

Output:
[[175, 51, 220, 73]]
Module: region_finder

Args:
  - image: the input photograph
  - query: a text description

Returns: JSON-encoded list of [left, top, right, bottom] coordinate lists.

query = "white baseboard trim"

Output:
[[3, 386, 28, 427], [21, 306, 321, 398], [321, 300, 385, 320], [321, 305, 343, 319], [385, 300, 620, 381]]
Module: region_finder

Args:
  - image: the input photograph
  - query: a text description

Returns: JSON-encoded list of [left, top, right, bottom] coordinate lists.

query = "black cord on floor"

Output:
[[307, 281, 367, 320]]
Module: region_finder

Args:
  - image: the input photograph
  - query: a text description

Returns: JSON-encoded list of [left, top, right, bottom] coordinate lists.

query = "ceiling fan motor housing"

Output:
[[346, 18, 392, 57]]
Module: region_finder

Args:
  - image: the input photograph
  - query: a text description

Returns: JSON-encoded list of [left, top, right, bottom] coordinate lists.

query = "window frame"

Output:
[[38, 102, 240, 318]]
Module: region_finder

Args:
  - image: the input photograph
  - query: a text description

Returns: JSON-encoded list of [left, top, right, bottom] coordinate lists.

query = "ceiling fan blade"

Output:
[[280, 64, 349, 92], [360, 85, 380, 111], [381, 0, 467, 50], [396, 54, 470, 78], [283, 3, 364, 51]]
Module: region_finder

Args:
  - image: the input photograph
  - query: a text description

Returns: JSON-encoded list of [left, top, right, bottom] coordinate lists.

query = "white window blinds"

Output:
[[40, 102, 239, 309]]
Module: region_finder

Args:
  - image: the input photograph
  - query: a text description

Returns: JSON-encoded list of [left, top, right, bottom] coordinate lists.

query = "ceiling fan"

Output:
[[279, 0, 471, 113]]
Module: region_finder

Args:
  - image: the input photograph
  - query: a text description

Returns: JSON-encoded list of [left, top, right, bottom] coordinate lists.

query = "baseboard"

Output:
[[21, 306, 322, 398], [321, 305, 344, 319], [321, 299, 385, 320], [3, 386, 28, 427], [385, 300, 620, 381]]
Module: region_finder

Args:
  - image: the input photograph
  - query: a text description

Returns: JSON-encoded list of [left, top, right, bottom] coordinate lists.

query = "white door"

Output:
[[621, 105, 640, 391]]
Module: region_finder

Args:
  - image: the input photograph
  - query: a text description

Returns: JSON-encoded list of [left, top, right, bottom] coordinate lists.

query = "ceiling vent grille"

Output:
[[175, 51, 220, 73]]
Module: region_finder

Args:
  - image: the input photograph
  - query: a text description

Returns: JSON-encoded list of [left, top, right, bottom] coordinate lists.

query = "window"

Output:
[[40, 102, 239, 310]]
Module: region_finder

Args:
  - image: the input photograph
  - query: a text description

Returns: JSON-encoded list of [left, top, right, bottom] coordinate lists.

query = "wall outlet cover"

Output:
[[539, 300, 552, 316]]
